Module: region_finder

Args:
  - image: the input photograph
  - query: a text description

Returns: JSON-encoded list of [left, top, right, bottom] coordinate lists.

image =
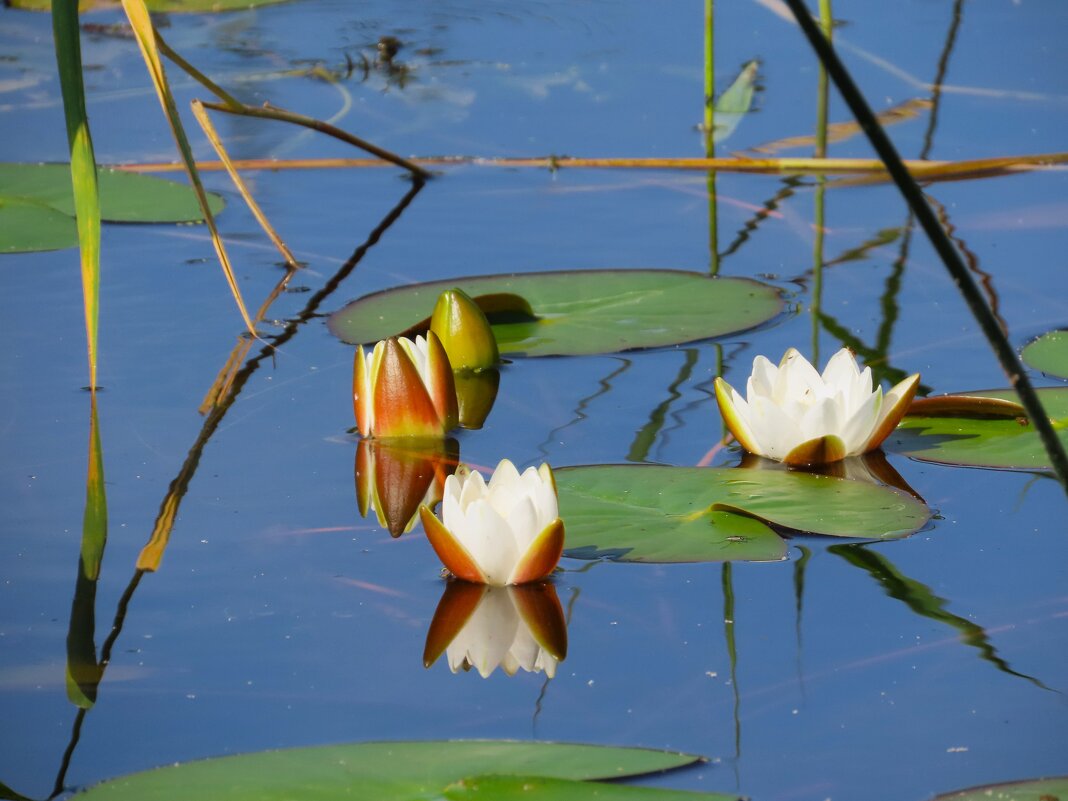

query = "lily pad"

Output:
[[76, 741, 704, 800], [888, 388, 1068, 471], [931, 776, 1068, 801], [1022, 329, 1068, 379], [0, 163, 224, 254], [556, 465, 931, 564], [328, 270, 783, 358], [442, 775, 737, 801], [9, 0, 289, 11], [0, 197, 79, 253]]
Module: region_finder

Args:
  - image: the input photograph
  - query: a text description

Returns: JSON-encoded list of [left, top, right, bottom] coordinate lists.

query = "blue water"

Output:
[[1, 1, 1066, 799]]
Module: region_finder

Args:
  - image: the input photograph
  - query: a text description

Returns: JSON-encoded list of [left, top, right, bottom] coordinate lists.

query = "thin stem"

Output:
[[782, 0, 1068, 496], [112, 151, 1068, 178], [201, 101, 431, 179]]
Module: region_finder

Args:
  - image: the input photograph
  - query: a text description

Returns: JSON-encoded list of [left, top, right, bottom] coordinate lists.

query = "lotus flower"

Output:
[[714, 347, 919, 466], [353, 332, 458, 439], [430, 288, 499, 371], [355, 439, 457, 537], [419, 459, 564, 586], [423, 581, 567, 679]]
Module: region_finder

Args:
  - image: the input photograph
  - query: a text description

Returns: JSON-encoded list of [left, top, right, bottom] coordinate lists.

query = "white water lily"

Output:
[[714, 347, 919, 466], [419, 459, 564, 586]]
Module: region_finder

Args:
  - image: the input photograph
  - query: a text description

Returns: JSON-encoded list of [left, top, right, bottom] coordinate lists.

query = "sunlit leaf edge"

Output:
[[930, 775, 1068, 801]]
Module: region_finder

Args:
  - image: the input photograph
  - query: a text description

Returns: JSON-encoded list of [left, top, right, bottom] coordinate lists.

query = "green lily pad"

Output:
[[8, 0, 289, 11], [0, 197, 79, 253], [1022, 329, 1068, 379], [76, 741, 704, 800], [888, 388, 1068, 471], [442, 775, 737, 801], [328, 270, 783, 357], [931, 776, 1068, 801], [556, 465, 931, 564], [0, 163, 224, 254]]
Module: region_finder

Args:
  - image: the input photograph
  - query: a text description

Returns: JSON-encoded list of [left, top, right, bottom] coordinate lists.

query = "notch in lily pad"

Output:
[[556, 464, 931, 564]]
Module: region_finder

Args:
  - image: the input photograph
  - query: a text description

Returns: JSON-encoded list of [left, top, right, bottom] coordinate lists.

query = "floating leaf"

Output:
[[0, 163, 224, 224], [889, 388, 1068, 471], [1022, 329, 1068, 379], [442, 774, 738, 801], [556, 465, 930, 564], [328, 270, 783, 357], [931, 776, 1068, 801], [10, 0, 289, 10], [0, 197, 79, 253], [75, 741, 703, 800]]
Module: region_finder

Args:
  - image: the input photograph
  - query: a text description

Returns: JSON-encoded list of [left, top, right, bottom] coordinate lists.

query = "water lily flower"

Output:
[[430, 288, 499, 371], [419, 459, 564, 586], [355, 438, 457, 537], [714, 347, 919, 466], [353, 332, 458, 439], [423, 581, 567, 679]]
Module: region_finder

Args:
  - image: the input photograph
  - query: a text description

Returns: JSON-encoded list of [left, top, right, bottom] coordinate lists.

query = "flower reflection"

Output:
[[355, 438, 458, 537], [424, 580, 567, 679], [736, 450, 924, 502]]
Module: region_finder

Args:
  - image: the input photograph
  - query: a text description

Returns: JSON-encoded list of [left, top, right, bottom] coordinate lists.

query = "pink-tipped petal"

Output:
[[508, 518, 564, 585], [422, 581, 487, 668], [425, 330, 460, 432], [864, 372, 920, 452], [420, 505, 489, 584], [783, 434, 848, 466], [714, 377, 763, 454], [373, 339, 445, 439]]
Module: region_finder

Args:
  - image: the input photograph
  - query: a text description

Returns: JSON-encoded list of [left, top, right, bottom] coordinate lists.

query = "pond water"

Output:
[[1, 1, 1066, 799]]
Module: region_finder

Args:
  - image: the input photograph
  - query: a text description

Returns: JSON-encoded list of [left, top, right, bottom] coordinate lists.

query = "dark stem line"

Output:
[[782, 0, 1068, 495]]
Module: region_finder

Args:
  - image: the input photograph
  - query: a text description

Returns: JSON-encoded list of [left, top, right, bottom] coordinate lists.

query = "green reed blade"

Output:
[[51, 0, 101, 389]]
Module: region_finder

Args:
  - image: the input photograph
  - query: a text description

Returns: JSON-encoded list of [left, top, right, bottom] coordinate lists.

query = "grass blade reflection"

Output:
[[830, 544, 1053, 691]]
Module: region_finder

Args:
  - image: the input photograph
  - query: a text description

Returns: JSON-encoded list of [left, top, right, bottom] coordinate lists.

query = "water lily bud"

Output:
[[429, 288, 499, 371], [419, 459, 563, 586], [355, 438, 458, 537], [423, 581, 567, 678], [714, 347, 919, 466], [353, 331, 459, 439]]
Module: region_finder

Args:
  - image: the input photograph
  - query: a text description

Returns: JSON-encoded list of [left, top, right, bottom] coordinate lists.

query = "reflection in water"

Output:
[[424, 581, 567, 679], [454, 368, 500, 430], [830, 544, 1052, 691], [355, 438, 458, 537], [66, 395, 108, 710], [735, 450, 924, 502]]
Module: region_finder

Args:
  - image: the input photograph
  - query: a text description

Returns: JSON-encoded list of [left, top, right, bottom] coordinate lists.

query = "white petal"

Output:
[[798, 395, 843, 441], [821, 348, 860, 386], [750, 395, 804, 460], [839, 386, 883, 454], [504, 495, 540, 556], [458, 501, 518, 586], [778, 348, 824, 407], [457, 470, 488, 513], [748, 355, 778, 400]]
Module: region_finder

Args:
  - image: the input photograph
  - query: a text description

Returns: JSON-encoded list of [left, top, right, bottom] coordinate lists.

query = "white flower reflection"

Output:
[[423, 581, 567, 679]]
